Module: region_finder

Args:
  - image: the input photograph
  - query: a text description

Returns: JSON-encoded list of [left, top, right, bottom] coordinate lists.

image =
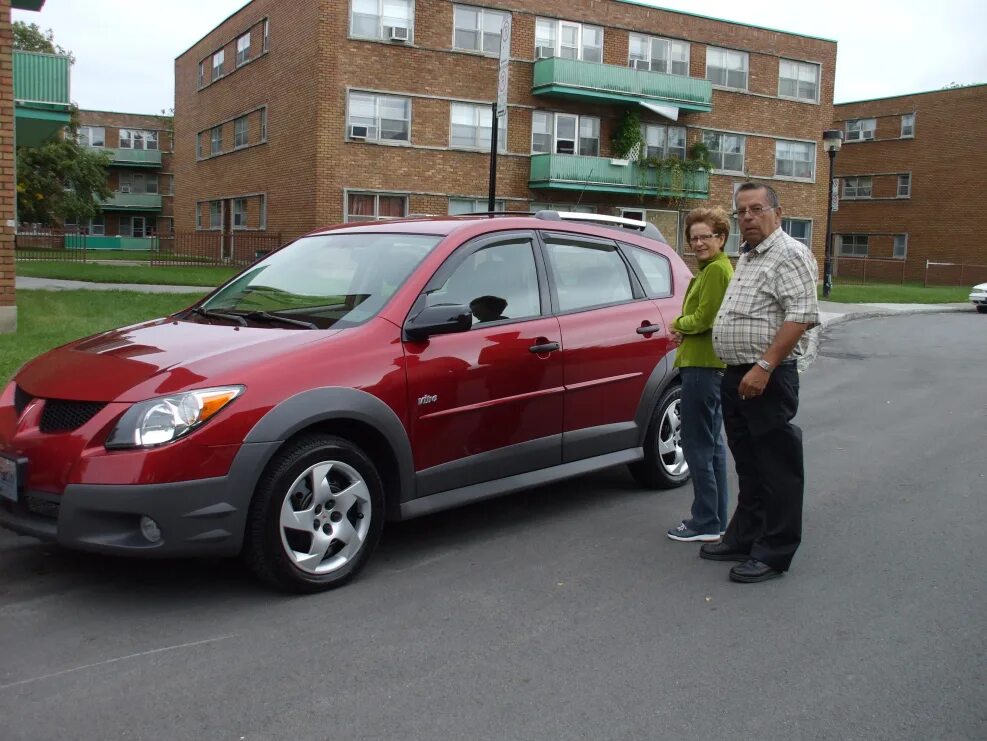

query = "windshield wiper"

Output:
[[190, 307, 247, 326], [243, 310, 318, 329]]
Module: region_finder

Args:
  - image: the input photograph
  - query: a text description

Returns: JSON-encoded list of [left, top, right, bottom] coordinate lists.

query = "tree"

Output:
[[16, 110, 112, 226], [12, 21, 76, 63]]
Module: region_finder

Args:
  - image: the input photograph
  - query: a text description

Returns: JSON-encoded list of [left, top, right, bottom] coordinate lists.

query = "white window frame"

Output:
[[345, 192, 409, 222], [705, 46, 748, 90], [233, 198, 248, 229], [350, 0, 414, 42], [452, 5, 508, 55], [531, 202, 594, 214], [842, 175, 873, 199], [211, 126, 222, 155], [774, 140, 815, 181], [893, 234, 908, 260], [897, 173, 911, 198], [263, 19, 269, 52], [449, 102, 506, 152], [531, 111, 600, 156], [236, 33, 251, 67], [79, 126, 105, 148], [234, 116, 249, 148], [781, 217, 812, 247], [535, 17, 603, 63], [89, 215, 105, 236], [448, 197, 506, 214], [702, 130, 745, 173], [901, 113, 915, 138], [212, 49, 224, 81], [347, 91, 411, 143], [197, 61, 205, 87], [209, 201, 222, 230], [260, 108, 267, 141], [838, 234, 869, 257], [846, 118, 876, 141], [641, 123, 686, 160], [778, 59, 820, 103], [628, 34, 690, 76]]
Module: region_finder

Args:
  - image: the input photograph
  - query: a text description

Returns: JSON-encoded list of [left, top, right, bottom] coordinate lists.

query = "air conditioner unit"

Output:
[[632, 59, 651, 71], [862, 130, 874, 140], [120, 184, 132, 193], [388, 26, 409, 42], [349, 124, 369, 140], [535, 46, 555, 60]]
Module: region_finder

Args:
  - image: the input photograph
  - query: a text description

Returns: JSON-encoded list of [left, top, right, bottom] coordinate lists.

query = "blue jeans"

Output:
[[679, 367, 730, 534]]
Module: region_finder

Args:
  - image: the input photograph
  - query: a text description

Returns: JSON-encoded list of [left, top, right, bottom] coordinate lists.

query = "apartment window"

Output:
[[706, 46, 748, 89], [346, 192, 408, 222], [263, 19, 269, 52], [89, 215, 105, 236], [775, 140, 815, 180], [843, 176, 872, 199], [641, 123, 686, 160], [702, 131, 745, 172], [846, 118, 876, 141], [197, 61, 205, 87], [351, 0, 413, 41], [901, 113, 915, 138], [119, 172, 158, 194], [236, 33, 251, 67], [212, 49, 225, 81], [78, 126, 105, 148], [531, 111, 599, 156], [120, 216, 154, 238], [453, 5, 507, 55], [530, 202, 594, 214], [233, 198, 248, 229], [535, 18, 603, 63], [897, 173, 911, 197], [724, 215, 741, 255], [119, 129, 158, 151], [782, 218, 812, 247], [144, 174, 159, 194], [234, 116, 249, 148], [893, 234, 908, 259], [628, 34, 689, 75], [838, 234, 869, 257], [778, 59, 820, 103], [260, 108, 267, 141], [197, 132, 206, 158], [211, 126, 222, 155], [449, 198, 506, 215], [348, 92, 410, 142], [450, 103, 506, 151], [209, 201, 222, 230]]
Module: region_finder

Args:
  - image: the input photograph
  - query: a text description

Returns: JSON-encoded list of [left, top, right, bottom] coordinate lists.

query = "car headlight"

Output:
[[105, 386, 244, 450]]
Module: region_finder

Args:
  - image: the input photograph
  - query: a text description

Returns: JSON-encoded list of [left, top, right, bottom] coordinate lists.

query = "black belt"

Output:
[[727, 360, 797, 369]]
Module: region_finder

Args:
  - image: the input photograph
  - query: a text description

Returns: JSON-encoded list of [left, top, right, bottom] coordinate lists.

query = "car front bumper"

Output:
[[970, 291, 987, 306]]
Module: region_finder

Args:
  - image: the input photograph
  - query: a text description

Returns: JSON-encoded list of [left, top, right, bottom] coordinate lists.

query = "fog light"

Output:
[[140, 516, 162, 543]]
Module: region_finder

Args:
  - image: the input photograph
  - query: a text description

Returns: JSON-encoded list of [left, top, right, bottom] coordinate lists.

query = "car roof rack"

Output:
[[533, 210, 666, 242]]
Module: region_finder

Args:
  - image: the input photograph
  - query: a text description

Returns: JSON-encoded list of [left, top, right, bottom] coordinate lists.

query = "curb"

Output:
[[819, 304, 973, 330]]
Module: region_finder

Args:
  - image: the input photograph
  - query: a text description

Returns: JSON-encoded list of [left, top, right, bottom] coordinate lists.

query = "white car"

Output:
[[971, 282, 987, 314]]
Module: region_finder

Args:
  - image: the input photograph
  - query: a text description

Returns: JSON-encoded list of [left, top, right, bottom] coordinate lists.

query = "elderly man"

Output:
[[701, 182, 819, 583]]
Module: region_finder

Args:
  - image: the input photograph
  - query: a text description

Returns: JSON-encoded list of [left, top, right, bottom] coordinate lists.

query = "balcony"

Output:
[[532, 58, 712, 116], [13, 50, 73, 147], [101, 192, 163, 211], [107, 148, 163, 167], [529, 154, 709, 199]]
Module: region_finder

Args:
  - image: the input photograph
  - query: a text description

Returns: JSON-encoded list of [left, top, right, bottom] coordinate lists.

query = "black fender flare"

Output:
[[634, 350, 680, 445]]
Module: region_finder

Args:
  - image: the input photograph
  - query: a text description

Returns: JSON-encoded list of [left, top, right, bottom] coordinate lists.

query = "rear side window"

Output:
[[544, 237, 634, 312], [624, 244, 672, 298]]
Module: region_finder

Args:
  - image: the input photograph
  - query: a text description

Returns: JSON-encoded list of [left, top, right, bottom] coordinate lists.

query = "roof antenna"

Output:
[[574, 162, 596, 209]]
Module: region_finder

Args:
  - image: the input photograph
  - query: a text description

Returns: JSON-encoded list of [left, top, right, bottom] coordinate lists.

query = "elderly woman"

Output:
[[667, 207, 734, 542]]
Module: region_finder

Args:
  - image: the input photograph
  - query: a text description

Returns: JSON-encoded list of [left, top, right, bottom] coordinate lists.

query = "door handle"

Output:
[[529, 341, 560, 354], [636, 323, 661, 335]]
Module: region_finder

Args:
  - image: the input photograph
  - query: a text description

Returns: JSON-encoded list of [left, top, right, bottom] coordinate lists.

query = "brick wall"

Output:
[[0, 0, 15, 332], [175, 0, 836, 264], [833, 84, 987, 282]]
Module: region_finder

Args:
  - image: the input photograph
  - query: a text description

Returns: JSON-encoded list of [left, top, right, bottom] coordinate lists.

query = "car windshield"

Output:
[[197, 232, 441, 329]]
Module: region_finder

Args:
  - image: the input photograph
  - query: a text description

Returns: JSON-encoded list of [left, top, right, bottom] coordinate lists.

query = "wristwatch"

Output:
[[756, 359, 773, 372]]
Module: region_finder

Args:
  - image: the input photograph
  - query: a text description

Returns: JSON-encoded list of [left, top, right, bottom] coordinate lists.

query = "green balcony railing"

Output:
[[101, 192, 163, 211], [106, 148, 163, 167], [532, 57, 712, 112], [529, 153, 709, 199], [13, 50, 72, 147]]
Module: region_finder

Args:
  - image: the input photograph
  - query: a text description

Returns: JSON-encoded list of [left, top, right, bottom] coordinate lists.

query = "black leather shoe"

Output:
[[729, 558, 784, 583], [699, 541, 749, 562]]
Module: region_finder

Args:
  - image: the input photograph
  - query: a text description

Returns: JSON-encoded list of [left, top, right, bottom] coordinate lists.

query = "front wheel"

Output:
[[244, 434, 385, 593], [977, 305, 987, 314], [628, 384, 690, 489]]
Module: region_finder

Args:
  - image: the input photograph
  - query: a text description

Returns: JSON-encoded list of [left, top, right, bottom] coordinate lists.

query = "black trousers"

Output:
[[720, 363, 804, 571]]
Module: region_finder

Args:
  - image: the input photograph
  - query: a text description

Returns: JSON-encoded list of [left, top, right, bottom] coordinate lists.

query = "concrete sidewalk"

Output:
[[15, 276, 207, 294], [817, 300, 974, 328]]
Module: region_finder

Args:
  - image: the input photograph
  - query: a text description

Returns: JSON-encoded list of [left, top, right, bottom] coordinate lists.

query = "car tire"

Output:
[[244, 434, 385, 593], [977, 305, 987, 314], [628, 384, 690, 490]]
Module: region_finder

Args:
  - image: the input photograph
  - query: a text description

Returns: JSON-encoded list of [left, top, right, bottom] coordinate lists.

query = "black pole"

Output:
[[823, 148, 836, 298], [487, 101, 498, 213]]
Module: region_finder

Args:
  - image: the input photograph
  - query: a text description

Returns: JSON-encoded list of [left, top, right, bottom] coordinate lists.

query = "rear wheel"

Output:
[[244, 434, 384, 593], [977, 305, 987, 314], [629, 384, 690, 489]]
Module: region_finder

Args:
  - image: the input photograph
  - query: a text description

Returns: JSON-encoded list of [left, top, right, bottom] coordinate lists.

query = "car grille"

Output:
[[25, 494, 60, 520], [39, 400, 107, 433], [14, 385, 32, 417]]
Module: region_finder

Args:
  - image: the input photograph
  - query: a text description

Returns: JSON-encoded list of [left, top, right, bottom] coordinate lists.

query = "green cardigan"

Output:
[[672, 251, 734, 368]]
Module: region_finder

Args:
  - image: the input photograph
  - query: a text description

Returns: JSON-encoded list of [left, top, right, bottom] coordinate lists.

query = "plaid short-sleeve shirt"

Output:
[[712, 227, 819, 366]]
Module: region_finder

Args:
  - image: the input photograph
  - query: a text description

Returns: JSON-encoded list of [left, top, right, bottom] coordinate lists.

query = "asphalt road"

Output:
[[1, 313, 984, 740]]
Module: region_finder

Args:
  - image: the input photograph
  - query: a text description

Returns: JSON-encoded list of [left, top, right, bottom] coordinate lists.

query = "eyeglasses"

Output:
[[732, 206, 777, 218], [688, 234, 722, 244]]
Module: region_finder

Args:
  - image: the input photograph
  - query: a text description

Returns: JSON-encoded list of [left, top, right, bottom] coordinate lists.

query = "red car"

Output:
[[0, 212, 691, 592]]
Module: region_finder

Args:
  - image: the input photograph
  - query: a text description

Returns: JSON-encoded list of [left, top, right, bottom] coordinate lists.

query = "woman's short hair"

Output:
[[685, 206, 731, 238]]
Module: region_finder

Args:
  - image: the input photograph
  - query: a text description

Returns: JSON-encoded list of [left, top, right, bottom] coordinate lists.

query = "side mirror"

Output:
[[403, 303, 472, 341]]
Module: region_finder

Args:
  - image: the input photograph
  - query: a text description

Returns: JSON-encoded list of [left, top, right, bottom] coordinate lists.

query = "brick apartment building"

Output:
[[832, 83, 987, 284], [174, 0, 837, 266], [73, 109, 174, 241]]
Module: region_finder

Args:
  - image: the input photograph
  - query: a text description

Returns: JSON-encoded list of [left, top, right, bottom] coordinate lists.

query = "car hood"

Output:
[[972, 282, 987, 292], [17, 318, 340, 402]]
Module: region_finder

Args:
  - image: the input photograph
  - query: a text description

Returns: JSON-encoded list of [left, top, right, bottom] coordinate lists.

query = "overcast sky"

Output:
[[13, 0, 987, 114]]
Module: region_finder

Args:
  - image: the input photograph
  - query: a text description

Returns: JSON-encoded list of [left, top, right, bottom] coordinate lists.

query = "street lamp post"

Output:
[[822, 129, 843, 298]]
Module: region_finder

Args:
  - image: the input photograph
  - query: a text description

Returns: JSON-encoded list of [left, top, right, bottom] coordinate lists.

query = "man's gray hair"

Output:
[[735, 182, 780, 208]]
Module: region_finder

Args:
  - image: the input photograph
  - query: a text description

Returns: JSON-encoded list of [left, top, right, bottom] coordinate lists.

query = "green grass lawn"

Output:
[[821, 282, 969, 304], [16, 261, 239, 287], [81, 249, 220, 263], [1, 290, 206, 384]]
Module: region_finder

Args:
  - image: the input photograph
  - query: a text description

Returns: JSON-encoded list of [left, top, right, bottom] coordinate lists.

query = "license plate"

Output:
[[0, 454, 24, 504]]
